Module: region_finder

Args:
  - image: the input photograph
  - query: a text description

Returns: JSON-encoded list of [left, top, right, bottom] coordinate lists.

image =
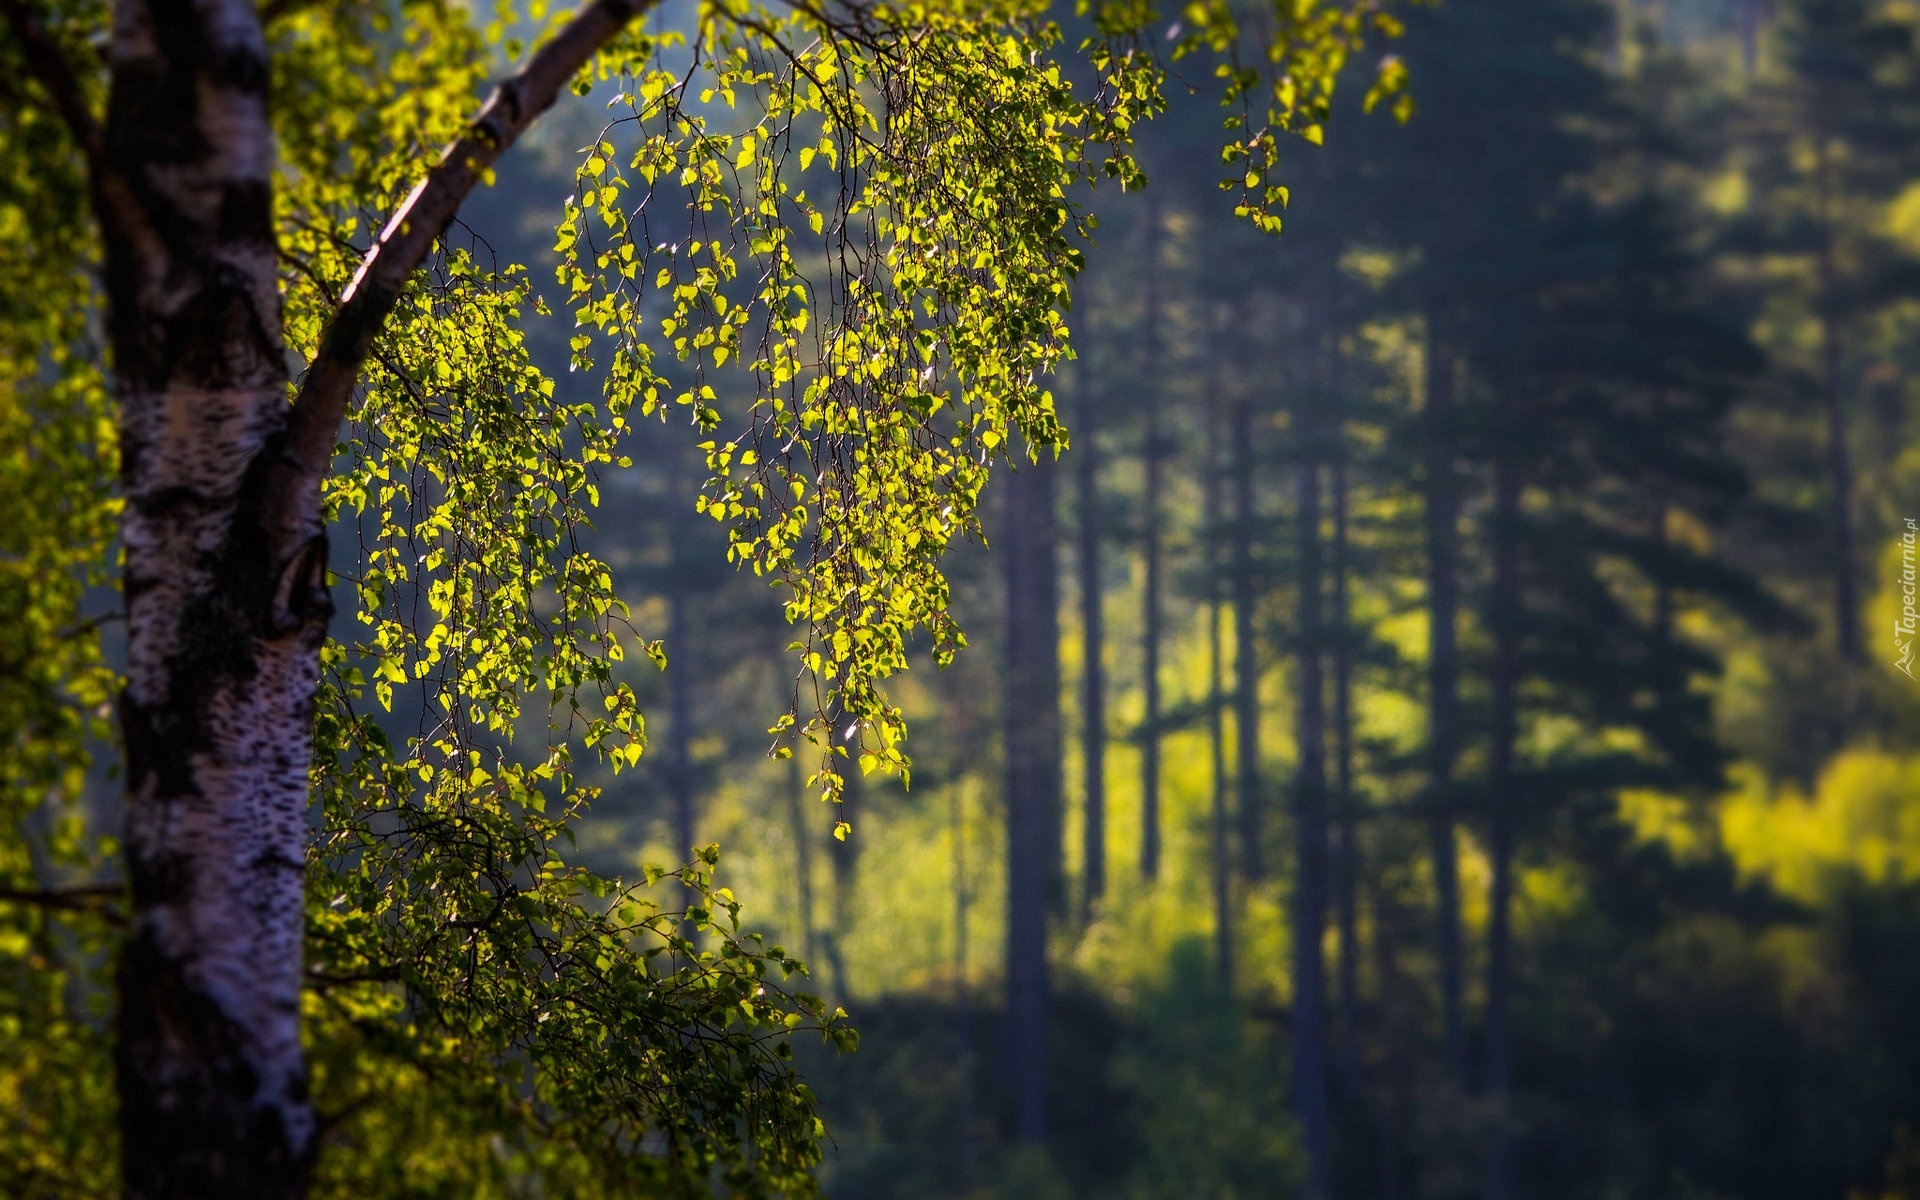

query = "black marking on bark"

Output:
[[218, 180, 276, 245], [117, 928, 315, 1200], [104, 53, 203, 168], [162, 270, 282, 392]]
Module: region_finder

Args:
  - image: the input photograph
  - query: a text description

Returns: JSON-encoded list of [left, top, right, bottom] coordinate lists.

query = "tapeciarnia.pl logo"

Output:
[[1899, 518, 1918, 679]]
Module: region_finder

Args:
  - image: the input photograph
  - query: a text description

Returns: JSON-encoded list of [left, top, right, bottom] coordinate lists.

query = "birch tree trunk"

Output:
[[104, 4, 322, 1193], [84, 2, 656, 1192]]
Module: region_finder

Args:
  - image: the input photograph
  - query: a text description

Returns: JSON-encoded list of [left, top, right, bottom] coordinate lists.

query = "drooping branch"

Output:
[[282, 0, 660, 484]]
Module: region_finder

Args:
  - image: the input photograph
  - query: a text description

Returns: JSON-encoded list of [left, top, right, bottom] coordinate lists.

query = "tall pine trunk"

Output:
[[1818, 210, 1860, 662], [1740, 0, 1768, 74], [667, 511, 697, 939], [1232, 392, 1263, 881], [1484, 459, 1521, 1200], [1077, 375, 1108, 925], [951, 778, 979, 1179], [827, 759, 859, 999], [1422, 333, 1468, 1085], [1331, 447, 1361, 1084], [1293, 446, 1333, 1200], [1003, 454, 1061, 1142], [783, 755, 819, 970], [1203, 338, 1233, 987], [1138, 205, 1165, 882]]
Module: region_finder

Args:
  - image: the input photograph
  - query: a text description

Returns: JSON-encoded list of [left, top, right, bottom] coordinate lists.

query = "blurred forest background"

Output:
[[438, 0, 1920, 1195], [275, 0, 1920, 1195]]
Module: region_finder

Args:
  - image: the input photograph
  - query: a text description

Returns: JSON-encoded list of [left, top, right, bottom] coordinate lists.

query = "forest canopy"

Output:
[[0, 0, 1411, 1195]]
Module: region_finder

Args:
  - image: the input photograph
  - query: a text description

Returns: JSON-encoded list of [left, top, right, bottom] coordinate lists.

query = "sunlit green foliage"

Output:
[[0, 2, 121, 1191], [0, 0, 1416, 1189]]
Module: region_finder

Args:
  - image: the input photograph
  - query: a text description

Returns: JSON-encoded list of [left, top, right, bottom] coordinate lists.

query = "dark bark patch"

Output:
[[116, 927, 314, 1200], [162, 270, 282, 391], [217, 179, 275, 246]]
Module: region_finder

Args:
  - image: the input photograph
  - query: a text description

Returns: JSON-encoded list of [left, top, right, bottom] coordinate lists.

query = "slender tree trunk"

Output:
[[1294, 446, 1333, 1200], [783, 754, 819, 971], [1003, 454, 1061, 1142], [1139, 204, 1165, 883], [827, 760, 859, 1000], [1232, 392, 1263, 881], [1739, 0, 1766, 75], [668, 566, 697, 939], [1484, 460, 1521, 1200], [1331, 446, 1360, 1086], [1203, 335, 1233, 988], [951, 779, 979, 1180], [1374, 877, 1408, 1200], [103, 6, 321, 1193], [1423, 333, 1468, 1085], [1077, 376, 1108, 925], [1818, 210, 1861, 663]]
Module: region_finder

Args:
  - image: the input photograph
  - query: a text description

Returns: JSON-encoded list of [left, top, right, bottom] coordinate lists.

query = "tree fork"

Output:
[[82, 2, 659, 1193]]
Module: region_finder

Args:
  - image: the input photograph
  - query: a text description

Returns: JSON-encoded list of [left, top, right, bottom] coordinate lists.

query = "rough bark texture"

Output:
[[1423, 334, 1469, 1086], [1003, 455, 1061, 1142], [104, 4, 320, 1193], [91, 2, 657, 1193], [1076, 379, 1107, 926], [1293, 453, 1333, 1200], [1484, 460, 1521, 1200]]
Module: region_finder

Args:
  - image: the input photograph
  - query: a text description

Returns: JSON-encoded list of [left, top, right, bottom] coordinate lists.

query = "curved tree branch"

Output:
[[282, 0, 660, 485]]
